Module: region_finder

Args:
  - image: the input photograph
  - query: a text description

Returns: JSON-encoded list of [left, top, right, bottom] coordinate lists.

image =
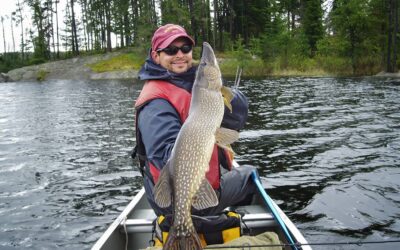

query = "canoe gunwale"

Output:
[[91, 189, 146, 250], [121, 212, 277, 234]]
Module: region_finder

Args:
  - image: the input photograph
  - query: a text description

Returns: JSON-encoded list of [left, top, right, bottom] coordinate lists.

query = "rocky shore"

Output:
[[3, 51, 138, 82], [375, 71, 400, 78], [2, 51, 400, 82], [0, 73, 11, 82]]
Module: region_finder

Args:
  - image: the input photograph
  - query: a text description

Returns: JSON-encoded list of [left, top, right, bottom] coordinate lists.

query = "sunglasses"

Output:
[[157, 44, 193, 56]]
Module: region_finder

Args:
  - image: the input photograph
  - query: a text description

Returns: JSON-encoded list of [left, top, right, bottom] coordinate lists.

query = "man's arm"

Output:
[[137, 99, 182, 170]]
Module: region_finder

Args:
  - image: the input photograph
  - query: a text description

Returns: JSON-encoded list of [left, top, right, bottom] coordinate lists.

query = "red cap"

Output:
[[151, 24, 195, 51]]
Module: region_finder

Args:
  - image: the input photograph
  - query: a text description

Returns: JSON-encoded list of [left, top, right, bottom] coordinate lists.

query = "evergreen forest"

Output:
[[0, 0, 399, 76]]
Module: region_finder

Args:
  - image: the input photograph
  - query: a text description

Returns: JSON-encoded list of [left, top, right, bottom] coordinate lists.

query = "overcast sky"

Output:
[[0, 0, 70, 53], [1, 0, 18, 17], [1, 0, 26, 53]]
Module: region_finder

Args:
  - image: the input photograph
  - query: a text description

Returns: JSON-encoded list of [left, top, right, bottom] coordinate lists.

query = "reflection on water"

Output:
[[0, 77, 399, 249]]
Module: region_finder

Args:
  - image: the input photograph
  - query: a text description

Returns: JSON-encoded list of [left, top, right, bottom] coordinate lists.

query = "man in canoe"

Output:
[[134, 24, 256, 217]]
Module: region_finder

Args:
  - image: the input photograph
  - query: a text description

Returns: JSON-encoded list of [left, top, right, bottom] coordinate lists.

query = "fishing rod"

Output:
[[205, 239, 400, 249], [251, 169, 300, 250]]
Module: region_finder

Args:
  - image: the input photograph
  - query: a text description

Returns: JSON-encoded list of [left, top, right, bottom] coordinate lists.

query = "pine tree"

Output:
[[160, 0, 190, 28], [386, 0, 398, 72], [16, 0, 26, 60], [301, 0, 324, 56], [1, 16, 6, 54], [25, 0, 51, 61], [329, 0, 378, 74], [69, 0, 79, 55]]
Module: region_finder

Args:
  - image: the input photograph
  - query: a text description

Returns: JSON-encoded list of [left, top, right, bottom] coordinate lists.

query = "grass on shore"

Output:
[[87, 52, 145, 73], [86, 47, 377, 78]]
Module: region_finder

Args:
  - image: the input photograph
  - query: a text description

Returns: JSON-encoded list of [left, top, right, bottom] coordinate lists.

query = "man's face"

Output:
[[152, 37, 193, 74]]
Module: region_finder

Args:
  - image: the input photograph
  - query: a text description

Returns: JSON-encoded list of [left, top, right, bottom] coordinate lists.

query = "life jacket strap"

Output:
[[153, 211, 242, 247]]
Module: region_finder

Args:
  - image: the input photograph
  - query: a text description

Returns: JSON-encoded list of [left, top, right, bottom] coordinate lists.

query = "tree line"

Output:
[[0, 0, 399, 75]]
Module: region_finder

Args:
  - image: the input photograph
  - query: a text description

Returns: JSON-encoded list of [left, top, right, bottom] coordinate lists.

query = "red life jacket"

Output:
[[134, 80, 233, 189]]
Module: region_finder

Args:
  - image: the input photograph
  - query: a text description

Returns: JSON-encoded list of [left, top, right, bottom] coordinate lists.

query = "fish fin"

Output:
[[164, 227, 202, 250], [192, 179, 219, 210], [215, 127, 240, 146], [221, 86, 233, 112], [153, 161, 172, 208]]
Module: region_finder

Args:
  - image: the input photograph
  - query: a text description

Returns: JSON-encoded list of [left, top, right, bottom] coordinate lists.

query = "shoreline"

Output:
[[3, 52, 139, 82], [2, 52, 400, 82]]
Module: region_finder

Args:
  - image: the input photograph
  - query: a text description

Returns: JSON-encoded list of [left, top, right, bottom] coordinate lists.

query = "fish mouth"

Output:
[[194, 42, 222, 90], [200, 42, 217, 67]]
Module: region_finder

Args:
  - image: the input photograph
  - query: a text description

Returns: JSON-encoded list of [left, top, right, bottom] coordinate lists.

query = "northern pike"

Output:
[[153, 42, 239, 250]]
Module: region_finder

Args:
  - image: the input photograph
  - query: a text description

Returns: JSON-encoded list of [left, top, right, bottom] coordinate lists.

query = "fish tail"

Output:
[[163, 227, 202, 250]]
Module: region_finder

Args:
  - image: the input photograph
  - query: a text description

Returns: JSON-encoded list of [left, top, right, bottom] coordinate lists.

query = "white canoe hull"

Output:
[[92, 187, 311, 250]]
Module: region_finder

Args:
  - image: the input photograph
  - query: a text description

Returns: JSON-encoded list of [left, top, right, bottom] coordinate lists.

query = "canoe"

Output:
[[92, 179, 311, 250]]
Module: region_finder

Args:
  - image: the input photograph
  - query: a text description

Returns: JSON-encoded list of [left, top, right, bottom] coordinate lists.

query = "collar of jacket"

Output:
[[138, 51, 197, 93]]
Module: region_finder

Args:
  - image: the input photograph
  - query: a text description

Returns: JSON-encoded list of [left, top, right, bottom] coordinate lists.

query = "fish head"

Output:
[[194, 42, 222, 91]]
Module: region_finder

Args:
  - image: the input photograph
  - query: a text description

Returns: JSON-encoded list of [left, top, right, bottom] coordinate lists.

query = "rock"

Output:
[[7, 65, 41, 81], [0, 72, 11, 82], [375, 71, 400, 77], [6, 51, 140, 81]]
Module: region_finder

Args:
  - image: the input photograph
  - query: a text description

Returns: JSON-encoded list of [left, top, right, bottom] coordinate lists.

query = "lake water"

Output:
[[0, 77, 399, 249]]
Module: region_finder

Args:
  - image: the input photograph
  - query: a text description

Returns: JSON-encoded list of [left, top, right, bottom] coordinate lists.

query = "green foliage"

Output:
[[6, 0, 398, 76], [230, 37, 249, 60], [290, 31, 311, 58], [317, 36, 346, 57], [36, 69, 48, 81], [192, 46, 202, 62], [111, 0, 131, 47], [248, 37, 262, 57], [160, 0, 190, 27], [316, 55, 352, 75], [219, 38, 273, 78], [25, 0, 51, 61], [29, 57, 46, 65], [353, 56, 382, 75], [0, 55, 9, 73], [260, 16, 288, 60], [277, 54, 314, 73], [94, 41, 102, 53], [87, 52, 145, 73], [218, 56, 272, 78], [301, 0, 324, 56], [231, 0, 271, 42], [222, 37, 255, 73], [0, 53, 30, 73], [329, 0, 375, 73], [220, 32, 234, 52]]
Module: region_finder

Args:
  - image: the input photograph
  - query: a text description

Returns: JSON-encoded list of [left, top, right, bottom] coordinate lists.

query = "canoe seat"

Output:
[[121, 212, 275, 233]]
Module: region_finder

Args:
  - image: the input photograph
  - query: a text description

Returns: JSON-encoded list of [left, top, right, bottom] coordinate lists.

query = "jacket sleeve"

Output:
[[137, 99, 182, 170], [221, 89, 248, 131]]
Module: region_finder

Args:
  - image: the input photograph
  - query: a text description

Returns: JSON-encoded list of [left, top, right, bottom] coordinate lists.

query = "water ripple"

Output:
[[236, 77, 400, 246], [1, 78, 400, 249]]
